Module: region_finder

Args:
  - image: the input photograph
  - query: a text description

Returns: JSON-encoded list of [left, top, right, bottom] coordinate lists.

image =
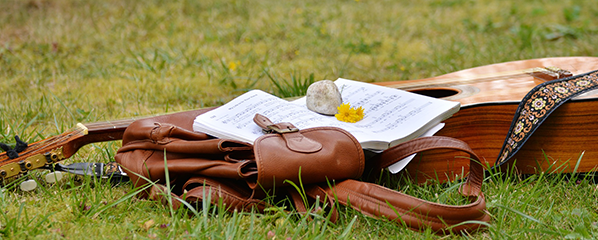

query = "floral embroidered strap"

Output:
[[495, 69, 598, 166]]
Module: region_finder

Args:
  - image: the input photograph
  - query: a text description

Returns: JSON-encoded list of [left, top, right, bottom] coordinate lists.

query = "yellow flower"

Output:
[[228, 61, 240, 71], [335, 103, 364, 123]]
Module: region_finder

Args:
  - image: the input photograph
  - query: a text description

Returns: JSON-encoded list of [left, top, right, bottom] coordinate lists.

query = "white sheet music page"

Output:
[[193, 78, 459, 151]]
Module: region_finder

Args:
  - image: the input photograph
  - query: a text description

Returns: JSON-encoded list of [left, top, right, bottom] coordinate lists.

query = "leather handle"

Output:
[[306, 136, 490, 233]]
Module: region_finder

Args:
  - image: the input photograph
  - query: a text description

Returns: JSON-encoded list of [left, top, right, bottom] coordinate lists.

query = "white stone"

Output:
[[20, 179, 37, 192], [305, 80, 342, 115], [45, 171, 66, 183]]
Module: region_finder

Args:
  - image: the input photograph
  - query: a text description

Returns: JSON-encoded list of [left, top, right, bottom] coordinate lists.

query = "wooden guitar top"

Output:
[[375, 56, 598, 106]]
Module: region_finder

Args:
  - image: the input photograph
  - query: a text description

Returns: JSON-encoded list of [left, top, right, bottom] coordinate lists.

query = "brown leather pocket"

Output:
[[243, 127, 365, 189]]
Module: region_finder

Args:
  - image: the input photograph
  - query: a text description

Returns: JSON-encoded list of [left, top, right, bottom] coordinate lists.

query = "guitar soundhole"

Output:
[[408, 88, 460, 98]]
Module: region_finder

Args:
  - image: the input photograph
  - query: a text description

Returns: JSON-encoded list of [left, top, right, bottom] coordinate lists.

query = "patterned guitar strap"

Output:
[[494, 69, 598, 167]]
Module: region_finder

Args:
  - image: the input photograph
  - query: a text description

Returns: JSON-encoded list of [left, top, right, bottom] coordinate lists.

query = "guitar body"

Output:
[[376, 57, 598, 182]]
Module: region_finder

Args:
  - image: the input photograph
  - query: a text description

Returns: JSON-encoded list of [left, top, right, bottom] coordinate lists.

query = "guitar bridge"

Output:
[[530, 67, 573, 82]]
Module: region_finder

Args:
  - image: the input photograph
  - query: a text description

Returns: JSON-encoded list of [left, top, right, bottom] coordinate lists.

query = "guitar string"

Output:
[[0, 118, 135, 164], [393, 67, 558, 89], [0, 132, 72, 163], [0, 116, 146, 165], [0, 128, 86, 164]]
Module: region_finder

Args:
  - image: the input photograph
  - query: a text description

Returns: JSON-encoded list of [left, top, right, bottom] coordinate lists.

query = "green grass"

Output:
[[1, 0, 598, 238]]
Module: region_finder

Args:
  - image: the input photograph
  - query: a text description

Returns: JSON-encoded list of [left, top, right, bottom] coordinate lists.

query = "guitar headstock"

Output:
[[0, 123, 88, 184]]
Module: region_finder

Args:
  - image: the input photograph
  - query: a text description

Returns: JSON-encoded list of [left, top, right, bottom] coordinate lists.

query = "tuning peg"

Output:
[[45, 171, 66, 183], [20, 179, 37, 192]]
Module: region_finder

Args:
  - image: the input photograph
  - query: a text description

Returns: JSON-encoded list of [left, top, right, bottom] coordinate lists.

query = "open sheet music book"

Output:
[[193, 78, 460, 151]]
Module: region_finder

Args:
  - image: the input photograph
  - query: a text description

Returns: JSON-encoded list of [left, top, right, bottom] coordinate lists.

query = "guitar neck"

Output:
[[83, 118, 137, 135], [63, 116, 157, 157]]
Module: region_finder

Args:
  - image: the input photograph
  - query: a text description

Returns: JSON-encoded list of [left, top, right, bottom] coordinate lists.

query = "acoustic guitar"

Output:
[[376, 56, 598, 182], [2, 57, 597, 184]]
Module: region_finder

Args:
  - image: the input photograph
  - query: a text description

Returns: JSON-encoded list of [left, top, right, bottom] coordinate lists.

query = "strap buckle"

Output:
[[264, 125, 299, 134]]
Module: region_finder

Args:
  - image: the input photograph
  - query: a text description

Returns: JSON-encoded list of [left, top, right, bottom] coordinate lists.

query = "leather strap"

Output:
[[307, 136, 490, 233], [371, 136, 483, 195]]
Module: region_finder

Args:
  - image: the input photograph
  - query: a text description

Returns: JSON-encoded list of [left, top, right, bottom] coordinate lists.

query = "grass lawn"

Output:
[[1, 0, 598, 238]]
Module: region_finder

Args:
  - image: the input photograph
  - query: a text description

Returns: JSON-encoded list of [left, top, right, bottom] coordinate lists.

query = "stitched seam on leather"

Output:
[[253, 135, 269, 188]]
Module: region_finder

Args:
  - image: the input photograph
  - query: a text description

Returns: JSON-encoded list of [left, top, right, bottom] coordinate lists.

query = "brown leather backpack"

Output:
[[115, 108, 490, 233]]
